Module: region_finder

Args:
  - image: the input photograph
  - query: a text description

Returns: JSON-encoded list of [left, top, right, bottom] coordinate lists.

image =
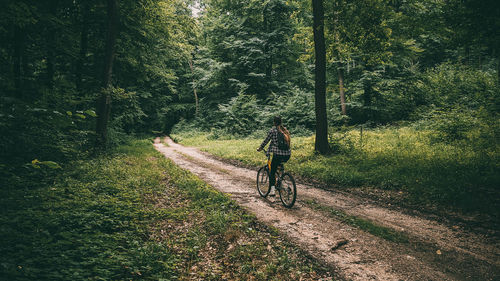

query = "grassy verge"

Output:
[[304, 199, 409, 243], [0, 139, 332, 280], [172, 127, 499, 217]]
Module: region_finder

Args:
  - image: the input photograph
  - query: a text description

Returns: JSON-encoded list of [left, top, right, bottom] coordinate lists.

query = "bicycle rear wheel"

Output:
[[257, 166, 270, 197], [278, 172, 296, 208]]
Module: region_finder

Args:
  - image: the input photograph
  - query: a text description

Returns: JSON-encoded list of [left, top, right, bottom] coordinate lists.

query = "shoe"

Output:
[[269, 186, 276, 196]]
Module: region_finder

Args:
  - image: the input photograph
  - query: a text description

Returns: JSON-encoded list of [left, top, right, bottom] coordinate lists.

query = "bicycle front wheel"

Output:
[[279, 172, 296, 208], [257, 166, 270, 197]]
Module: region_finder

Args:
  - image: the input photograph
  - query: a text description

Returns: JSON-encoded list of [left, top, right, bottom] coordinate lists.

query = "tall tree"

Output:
[[45, 0, 59, 90], [198, 0, 304, 103], [312, 0, 329, 154], [13, 26, 23, 97], [338, 63, 346, 115], [75, 1, 90, 91], [445, 0, 500, 81], [188, 57, 199, 116], [96, 0, 118, 147]]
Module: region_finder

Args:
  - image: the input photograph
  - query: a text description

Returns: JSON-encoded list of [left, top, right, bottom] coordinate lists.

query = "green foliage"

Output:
[[272, 88, 316, 132], [325, 0, 394, 66], [108, 87, 146, 136], [0, 139, 332, 280], [188, 0, 499, 132], [2, 0, 499, 244], [1, 140, 178, 280], [425, 108, 481, 142], [0, 96, 97, 169], [116, 0, 197, 134], [217, 93, 263, 136], [173, 86, 317, 138], [193, 0, 310, 119], [327, 126, 357, 154], [0, 0, 198, 164], [2, 0, 499, 151], [414, 63, 499, 112]]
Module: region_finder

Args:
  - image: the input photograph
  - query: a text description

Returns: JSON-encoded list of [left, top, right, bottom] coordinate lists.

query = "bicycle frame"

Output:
[[266, 153, 271, 171], [263, 151, 284, 183]]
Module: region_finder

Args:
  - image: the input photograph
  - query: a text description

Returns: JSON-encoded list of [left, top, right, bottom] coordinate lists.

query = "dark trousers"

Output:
[[269, 154, 290, 187]]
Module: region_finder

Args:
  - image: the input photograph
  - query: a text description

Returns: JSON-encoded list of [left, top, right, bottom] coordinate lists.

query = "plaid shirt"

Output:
[[259, 127, 291, 156]]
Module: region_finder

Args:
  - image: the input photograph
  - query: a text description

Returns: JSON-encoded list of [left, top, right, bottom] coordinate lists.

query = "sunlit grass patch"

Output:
[[172, 126, 499, 215]]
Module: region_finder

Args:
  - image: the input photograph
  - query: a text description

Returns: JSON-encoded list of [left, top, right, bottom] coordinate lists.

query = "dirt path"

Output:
[[154, 137, 499, 281]]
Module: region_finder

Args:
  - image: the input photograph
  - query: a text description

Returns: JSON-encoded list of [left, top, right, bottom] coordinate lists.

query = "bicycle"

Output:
[[256, 151, 297, 208]]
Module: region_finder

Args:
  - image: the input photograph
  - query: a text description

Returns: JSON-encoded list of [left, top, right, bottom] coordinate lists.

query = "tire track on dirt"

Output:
[[154, 137, 499, 280]]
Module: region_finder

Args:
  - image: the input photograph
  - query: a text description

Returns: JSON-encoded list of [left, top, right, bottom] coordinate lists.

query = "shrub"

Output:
[[272, 88, 316, 131], [426, 107, 480, 142], [217, 93, 264, 136], [413, 63, 499, 113]]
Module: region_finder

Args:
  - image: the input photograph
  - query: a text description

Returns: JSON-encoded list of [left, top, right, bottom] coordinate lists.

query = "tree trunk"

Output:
[[363, 79, 372, 106], [188, 58, 199, 116], [263, 3, 272, 94], [96, 0, 118, 148], [464, 45, 470, 65], [102, 0, 117, 88], [362, 71, 373, 123], [312, 0, 329, 154], [46, 32, 55, 89], [497, 49, 500, 83], [266, 52, 272, 82], [338, 63, 346, 115], [76, 2, 90, 91], [46, 39, 55, 89], [46, 0, 59, 90], [13, 27, 23, 97]]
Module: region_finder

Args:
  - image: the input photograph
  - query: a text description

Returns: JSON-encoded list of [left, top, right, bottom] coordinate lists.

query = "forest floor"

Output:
[[154, 137, 499, 281]]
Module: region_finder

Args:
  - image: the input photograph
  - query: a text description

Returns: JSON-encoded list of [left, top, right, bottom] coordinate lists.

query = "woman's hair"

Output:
[[274, 116, 290, 146], [273, 116, 282, 126]]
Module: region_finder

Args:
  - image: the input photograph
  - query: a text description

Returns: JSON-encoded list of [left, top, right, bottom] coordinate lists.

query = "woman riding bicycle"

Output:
[[257, 116, 291, 196]]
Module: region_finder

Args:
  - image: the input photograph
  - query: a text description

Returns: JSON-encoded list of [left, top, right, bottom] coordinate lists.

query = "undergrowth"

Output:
[[0, 139, 332, 280]]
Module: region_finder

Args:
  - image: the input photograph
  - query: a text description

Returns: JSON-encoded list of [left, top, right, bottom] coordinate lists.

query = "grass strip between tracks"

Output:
[[304, 199, 410, 244]]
